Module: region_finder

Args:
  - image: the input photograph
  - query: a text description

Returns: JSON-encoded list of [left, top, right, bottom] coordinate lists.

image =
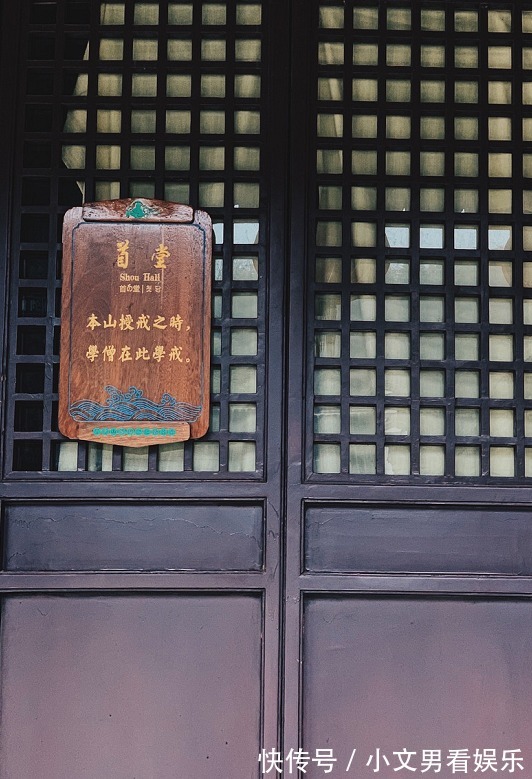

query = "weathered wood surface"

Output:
[[59, 198, 212, 447]]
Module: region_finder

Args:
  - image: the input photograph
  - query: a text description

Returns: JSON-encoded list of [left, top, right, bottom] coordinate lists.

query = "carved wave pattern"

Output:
[[70, 385, 202, 422]]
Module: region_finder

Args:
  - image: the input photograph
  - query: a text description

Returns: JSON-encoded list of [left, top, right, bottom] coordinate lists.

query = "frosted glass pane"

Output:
[[199, 110, 225, 133], [316, 257, 341, 283], [353, 44, 378, 66], [385, 260, 409, 284], [236, 4, 261, 24], [58, 442, 78, 471], [420, 260, 444, 285], [387, 9, 411, 30], [193, 442, 219, 471], [386, 80, 411, 102], [168, 4, 193, 23], [318, 78, 343, 101], [134, 3, 158, 24], [384, 369, 410, 396], [524, 336, 532, 362], [386, 152, 410, 176], [87, 443, 113, 472], [317, 222, 342, 246], [130, 146, 154, 169], [352, 222, 377, 247], [387, 45, 411, 67], [420, 117, 444, 139], [351, 187, 376, 210], [235, 39, 261, 62], [199, 146, 224, 170], [232, 292, 258, 318], [455, 46, 478, 68], [320, 185, 343, 210], [315, 368, 341, 395], [421, 10, 444, 31], [489, 190, 512, 213], [420, 446, 445, 476], [455, 446, 480, 477], [455, 153, 478, 177], [231, 328, 258, 356], [420, 370, 445, 397], [99, 39, 123, 61], [454, 190, 479, 213], [420, 225, 444, 249], [455, 82, 478, 103], [455, 298, 479, 323], [455, 260, 478, 286], [353, 8, 378, 29], [228, 442, 256, 472], [490, 410, 514, 437], [455, 11, 478, 31], [352, 79, 378, 101], [489, 298, 513, 324], [420, 297, 444, 322], [488, 226, 512, 250], [349, 444, 376, 474], [314, 444, 341, 474], [489, 82, 511, 104], [317, 149, 343, 174], [351, 258, 376, 283], [420, 152, 444, 176], [385, 296, 409, 322], [385, 407, 410, 435], [315, 331, 341, 357], [131, 110, 155, 133], [489, 117, 512, 140], [455, 371, 480, 398], [203, 4, 226, 24], [314, 405, 341, 434], [526, 411, 532, 437], [318, 113, 343, 137], [350, 369, 377, 396], [489, 10, 511, 32], [385, 332, 410, 359], [315, 294, 342, 320], [421, 46, 445, 68], [488, 47, 512, 69], [350, 295, 376, 321], [455, 334, 479, 360], [386, 116, 411, 138], [455, 117, 478, 140], [455, 409, 480, 437], [229, 403, 257, 433], [235, 75, 260, 98], [385, 189, 411, 211], [352, 116, 377, 138], [96, 145, 120, 169], [420, 333, 444, 360], [385, 224, 410, 247], [525, 266, 532, 288], [490, 447, 514, 477], [133, 39, 158, 60], [166, 75, 191, 97], [420, 189, 444, 212], [350, 332, 376, 359], [230, 366, 257, 393], [489, 153, 512, 177], [123, 447, 149, 472], [489, 372, 514, 399], [420, 80, 445, 102], [233, 257, 259, 281], [350, 407, 376, 434], [158, 443, 184, 472], [420, 408, 445, 436], [319, 6, 343, 27], [385, 445, 410, 475], [526, 374, 532, 399], [352, 151, 377, 174], [101, 4, 125, 24], [489, 334, 513, 362], [164, 146, 190, 170]]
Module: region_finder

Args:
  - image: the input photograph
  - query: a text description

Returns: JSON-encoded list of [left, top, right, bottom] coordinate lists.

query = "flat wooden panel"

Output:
[[305, 504, 532, 574], [0, 594, 262, 779], [4, 503, 263, 571], [302, 596, 532, 777]]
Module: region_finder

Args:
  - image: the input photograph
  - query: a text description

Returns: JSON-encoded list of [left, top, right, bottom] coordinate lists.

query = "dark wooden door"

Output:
[[2, 2, 532, 778]]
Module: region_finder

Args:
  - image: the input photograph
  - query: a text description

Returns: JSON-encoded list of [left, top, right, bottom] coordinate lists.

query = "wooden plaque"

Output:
[[59, 198, 212, 447]]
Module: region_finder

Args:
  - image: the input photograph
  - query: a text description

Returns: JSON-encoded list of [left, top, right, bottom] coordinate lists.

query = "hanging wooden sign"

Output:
[[59, 198, 212, 447]]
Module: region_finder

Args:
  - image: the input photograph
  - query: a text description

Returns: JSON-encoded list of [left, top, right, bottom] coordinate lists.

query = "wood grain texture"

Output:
[[59, 199, 212, 447]]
